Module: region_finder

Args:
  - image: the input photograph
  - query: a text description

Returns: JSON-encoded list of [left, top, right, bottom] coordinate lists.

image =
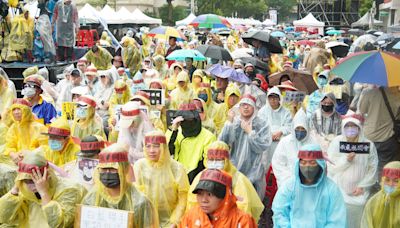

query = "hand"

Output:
[[352, 187, 364, 196], [11, 185, 19, 195], [156, 105, 164, 111], [347, 152, 356, 162], [272, 131, 283, 141], [170, 224, 177, 228], [32, 167, 49, 197], [227, 110, 235, 123], [111, 118, 116, 126], [10, 152, 23, 164], [241, 121, 252, 134], [171, 116, 184, 131]]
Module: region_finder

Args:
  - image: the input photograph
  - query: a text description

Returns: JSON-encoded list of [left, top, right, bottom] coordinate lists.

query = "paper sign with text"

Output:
[[339, 142, 370, 154], [62, 102, 75, 120], [283, 91, 306, 103]]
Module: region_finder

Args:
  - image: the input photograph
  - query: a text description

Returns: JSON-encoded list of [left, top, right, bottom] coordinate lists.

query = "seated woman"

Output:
[[134, 130, 189, 227]]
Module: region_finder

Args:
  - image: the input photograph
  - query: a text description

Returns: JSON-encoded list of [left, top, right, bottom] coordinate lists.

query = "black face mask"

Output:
[[321, 104, 334, 113], [247, 71, 256, 79], [35, 192, 42, 199], [177, 111, 202, 137], [100, 172, 120, 188]]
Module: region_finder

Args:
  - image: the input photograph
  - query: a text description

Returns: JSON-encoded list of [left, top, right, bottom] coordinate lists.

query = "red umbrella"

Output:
[[295, 40, 316, 46]]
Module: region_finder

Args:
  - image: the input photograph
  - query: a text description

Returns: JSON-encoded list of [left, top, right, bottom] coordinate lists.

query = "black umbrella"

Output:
[[375, 33, 395, 44], [348, 28, 365, 36], [326, 41, 350, 58], [239, 57, 269, 70], [196, 45, 232, 61], [384, 38, 400, 55], [241, 30, 283, 53]]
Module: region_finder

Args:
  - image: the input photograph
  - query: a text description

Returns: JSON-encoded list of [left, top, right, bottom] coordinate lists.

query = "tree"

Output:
[[265, 0, 297, 22], [196, 0, 267, 19], [359, 0, 373, 16], [167, 0, 174, 25], [153, 4, 187, 26]]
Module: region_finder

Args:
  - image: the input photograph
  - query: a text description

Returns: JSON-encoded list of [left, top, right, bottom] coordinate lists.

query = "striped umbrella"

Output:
[[148, 26, 186, 40], [331, 51, 400, 87], [189, 14, 232, 29]]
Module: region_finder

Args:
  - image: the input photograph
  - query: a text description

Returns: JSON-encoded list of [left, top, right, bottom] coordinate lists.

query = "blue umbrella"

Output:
[[284, 27, 294, 32], [394, 41, 400, 49], [166, 49, 206, 61], [271, 30, 286, 38], [207, 64, 251, 83]]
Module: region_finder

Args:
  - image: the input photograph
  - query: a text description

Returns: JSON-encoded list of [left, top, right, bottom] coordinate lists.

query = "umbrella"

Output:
[[166, 49, 206, 61], [239, 57, 269, 70], [326, 41, 349, 58], [348, 28, 365, 36], [242, 30, 283, 53], [148, 26, 186, 40], [295, 40, 316, 46], [271, 30, 286, 38], [375, 33, 395, 45], [284, 27, 294, 32], [206, 64, 251, 84], [189, 14, 232, 29], [268, 69, 318, 94], [326, 27, 335, 31], [326, 30, 343, 36], [349, 34, 377, 53], [331, 51, 400, 87], [196, 45, 232, 61], [384, 38, 400, 54], [230, 48, 253, 59]]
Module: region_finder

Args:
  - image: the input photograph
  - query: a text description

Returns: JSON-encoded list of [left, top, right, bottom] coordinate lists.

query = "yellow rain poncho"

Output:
[[164, 63, 183, 92], [169, 71, 195, 109], [99, 31, 111, 47], [108, 80, 131, 142], [193, 98, 216, 134], [84, 46, 113, 70], [8, 11, 34, 51], [186, 141, 264, 222], [0, 72, 15, 116], [0, 148, 85, 227], [191, 69, 204, 92], [134, 131, 189, 227], [361, 161, 400, 228], [44, 118, 80, 166], [4, 99, 48, 159], [153, 55, 168, 80], [141, 33, 151, 58], [71, 95, 106, 140], [121, 37, 141, 75], [214, 84, 241, 134], [82, 143, 159, 228], [196, 83, 219, 121]]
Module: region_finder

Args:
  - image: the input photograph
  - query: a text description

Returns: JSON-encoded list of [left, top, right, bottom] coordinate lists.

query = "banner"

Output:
[[339, 142, 370, 154]]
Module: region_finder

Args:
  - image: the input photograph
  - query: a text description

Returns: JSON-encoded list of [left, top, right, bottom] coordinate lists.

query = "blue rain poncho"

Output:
[[272, 145, 347, 227]]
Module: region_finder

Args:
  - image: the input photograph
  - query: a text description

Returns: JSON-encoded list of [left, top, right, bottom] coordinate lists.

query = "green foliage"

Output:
[[156, 4, 188, 26], [359, 0, 373, 17], [196, 0, 267, 19], [82, 0, 107, 8], [265, 0, 297, 22]]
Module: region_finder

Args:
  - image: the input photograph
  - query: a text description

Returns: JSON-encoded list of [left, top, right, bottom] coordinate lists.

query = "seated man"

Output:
[[82, 143, 159, 228], [272, 144, 347, 227], [187, 141, 264, 222], [0, 148, 84, 227], [361, 161, 400, 228], [179, 169, 257, 227]]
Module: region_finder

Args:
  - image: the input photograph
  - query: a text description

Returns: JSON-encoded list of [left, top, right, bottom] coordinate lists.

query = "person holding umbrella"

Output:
[[252, 39, 270, 63], [166, 37, 182, 67]]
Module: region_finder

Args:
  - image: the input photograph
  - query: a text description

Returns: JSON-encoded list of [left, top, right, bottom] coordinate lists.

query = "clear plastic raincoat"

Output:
[[272, 145, 347, 227], [219, 99, 271, 198], [134, 131, 189, 227], [82, 143, 159, 228], [0, 149, 85, 227], [327, 114, 378, 228], [52, 0, 79, 47], [0, 71, 15, 116], [36, 14, 56, 55], [272, 109, 317, 186], [361, 161, 400, 228], [187, 141, 264, 222], [258, 86, 293, 166], [121, 37, 141, 75]]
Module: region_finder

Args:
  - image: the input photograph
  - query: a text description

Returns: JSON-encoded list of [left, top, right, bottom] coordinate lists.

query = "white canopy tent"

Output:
[[131, 8, 162, 25], [100, 5, 119, 24], [293, 13, 325, 35], [116, 7, 136, 24], [78, 3, 99, 24], [351, 12, 383, 27], [175, 13, 196, 26], [262, 19, 276, 27], [226, 17, 262, 26]]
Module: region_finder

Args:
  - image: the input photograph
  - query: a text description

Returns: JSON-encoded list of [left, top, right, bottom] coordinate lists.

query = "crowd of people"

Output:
[[0, 2, 399, 227]]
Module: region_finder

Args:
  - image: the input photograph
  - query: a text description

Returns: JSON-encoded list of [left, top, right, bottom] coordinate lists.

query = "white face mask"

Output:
[[207, 160, 225, 170], [22, 87, 36, 98]]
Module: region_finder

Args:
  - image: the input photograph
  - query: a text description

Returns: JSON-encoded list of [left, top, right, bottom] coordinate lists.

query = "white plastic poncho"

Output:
[[272, 109, 317, 187], [257, 86, 293, 166], [219, 99, 271, 198], [117, 111, 154, 163], [327, 113, 378, 228], [36, 14, 56, 55]]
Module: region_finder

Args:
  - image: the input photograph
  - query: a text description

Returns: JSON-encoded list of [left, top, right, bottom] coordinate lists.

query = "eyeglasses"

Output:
[[24, 84, 38, 89]]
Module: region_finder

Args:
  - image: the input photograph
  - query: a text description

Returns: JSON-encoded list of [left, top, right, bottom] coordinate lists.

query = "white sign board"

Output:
[[77, 205, 132, 228]]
